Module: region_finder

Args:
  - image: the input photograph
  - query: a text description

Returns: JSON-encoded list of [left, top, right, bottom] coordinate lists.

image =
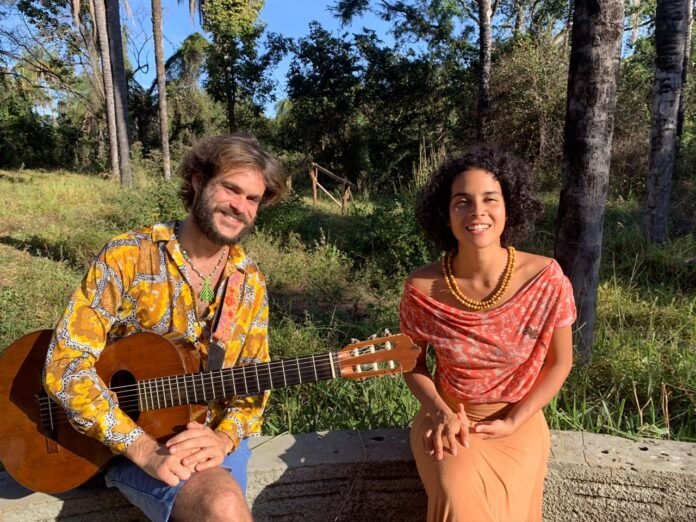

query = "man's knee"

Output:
[[205, 488, 251, 522], [173, 469, 251, 522]]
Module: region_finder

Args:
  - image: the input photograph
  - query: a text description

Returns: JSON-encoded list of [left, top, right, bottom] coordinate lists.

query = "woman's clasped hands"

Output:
[[424, 404, 519, 460], [423, 403, 471, 461]]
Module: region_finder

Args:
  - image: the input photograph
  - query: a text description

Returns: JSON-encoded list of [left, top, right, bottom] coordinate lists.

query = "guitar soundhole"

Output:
[[110, 370, 140, 421]]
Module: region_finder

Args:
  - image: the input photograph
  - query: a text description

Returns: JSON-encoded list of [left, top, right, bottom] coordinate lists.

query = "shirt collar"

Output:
[[155, 221, 254, 275]]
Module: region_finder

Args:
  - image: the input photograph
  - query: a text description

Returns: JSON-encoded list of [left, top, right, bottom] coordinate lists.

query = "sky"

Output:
[[126, 0, 392, 115]]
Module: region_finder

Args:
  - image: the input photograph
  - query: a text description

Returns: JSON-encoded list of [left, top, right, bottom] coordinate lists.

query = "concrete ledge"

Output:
[[1, 430, 694, 521]]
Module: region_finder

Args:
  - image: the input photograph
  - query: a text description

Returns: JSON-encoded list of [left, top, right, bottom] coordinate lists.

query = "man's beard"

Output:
[[192, 190, 255, 246]]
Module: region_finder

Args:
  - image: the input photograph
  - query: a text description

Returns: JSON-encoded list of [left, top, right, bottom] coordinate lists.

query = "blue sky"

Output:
[[127, 0, 391, 114]]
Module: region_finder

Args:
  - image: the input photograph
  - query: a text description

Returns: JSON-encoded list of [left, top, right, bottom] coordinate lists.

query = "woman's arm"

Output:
[[471, 325, 573, 439], [405, 341, 471, 460]]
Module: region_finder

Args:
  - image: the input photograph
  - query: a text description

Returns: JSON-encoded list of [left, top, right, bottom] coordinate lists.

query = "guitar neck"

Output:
[[137, 352, 338, 412]]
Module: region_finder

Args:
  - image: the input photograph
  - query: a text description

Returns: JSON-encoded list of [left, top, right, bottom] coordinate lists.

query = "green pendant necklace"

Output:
[[177, 227, 227, 303]]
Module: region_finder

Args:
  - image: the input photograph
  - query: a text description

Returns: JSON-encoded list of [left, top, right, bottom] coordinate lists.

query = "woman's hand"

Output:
[[424, 403, 471, 460], [471, 417, 517, 439]]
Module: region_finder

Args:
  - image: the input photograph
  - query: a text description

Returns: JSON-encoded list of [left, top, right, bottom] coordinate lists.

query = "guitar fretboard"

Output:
[[136, 352, 338, 412]]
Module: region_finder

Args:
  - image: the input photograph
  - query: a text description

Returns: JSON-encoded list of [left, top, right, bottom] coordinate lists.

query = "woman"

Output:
[[400, 145, 576, 521]]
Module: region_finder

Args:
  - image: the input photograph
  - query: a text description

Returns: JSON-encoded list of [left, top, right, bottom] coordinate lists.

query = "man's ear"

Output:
[[192, 172, 202, 193]]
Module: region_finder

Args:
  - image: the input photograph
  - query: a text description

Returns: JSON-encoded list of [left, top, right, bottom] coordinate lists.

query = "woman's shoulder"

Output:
[[514, 251, 558, 283], [405, 261, 441, 296]]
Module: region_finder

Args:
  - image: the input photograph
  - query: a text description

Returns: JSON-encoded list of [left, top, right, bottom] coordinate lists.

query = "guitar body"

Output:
[[0, 330, 207, 493]]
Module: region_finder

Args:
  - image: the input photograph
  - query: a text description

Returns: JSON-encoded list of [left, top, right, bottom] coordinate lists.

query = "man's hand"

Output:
[[124, 434, 198, 487], [166, 421, 232, 472], [424, 403, 471, 461]]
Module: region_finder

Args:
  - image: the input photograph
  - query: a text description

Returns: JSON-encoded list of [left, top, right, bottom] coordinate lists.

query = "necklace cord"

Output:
[[441, 246, 515, 311], [176, 223, 227, 303]]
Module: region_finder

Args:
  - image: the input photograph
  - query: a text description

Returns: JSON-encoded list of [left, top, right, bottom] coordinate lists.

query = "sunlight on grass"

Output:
[[1, 170, 694, 440]]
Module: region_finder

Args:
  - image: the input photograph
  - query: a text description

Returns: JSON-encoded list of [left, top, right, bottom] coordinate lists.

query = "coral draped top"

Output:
[[399, 259, 576, 403]]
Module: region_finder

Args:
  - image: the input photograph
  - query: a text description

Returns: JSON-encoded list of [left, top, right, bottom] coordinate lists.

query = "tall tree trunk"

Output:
[[630, 0, 641, 48], [226, 81, 237, 132], [477, 0, 492, 140], [151, 0, 171, 180], [554, 0, 624, 363], [643, 0, 689, 244], [513, 0, 524, 38], [676, 0, 693, 143], [92, 0, 119, 180], [105, 0, 132, 187]]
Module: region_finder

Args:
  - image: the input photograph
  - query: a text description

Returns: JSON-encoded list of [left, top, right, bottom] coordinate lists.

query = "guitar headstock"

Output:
[[336, 332, 420, 380]]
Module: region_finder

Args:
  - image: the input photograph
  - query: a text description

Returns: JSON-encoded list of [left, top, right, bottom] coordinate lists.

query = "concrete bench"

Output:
[[1, 429, 694, 521]]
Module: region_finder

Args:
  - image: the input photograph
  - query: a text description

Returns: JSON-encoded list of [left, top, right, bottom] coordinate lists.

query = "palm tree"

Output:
[[89, 0, 120, 179], [105, 0, 132, 186], [152, 0, 171, 180]]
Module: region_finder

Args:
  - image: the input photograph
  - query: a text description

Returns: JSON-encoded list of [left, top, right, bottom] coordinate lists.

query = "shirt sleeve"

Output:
[[399, 284, 427, 345], [42, 238, 144, 454], [554, 273, 577, 328], [214, 277, 270, 451]]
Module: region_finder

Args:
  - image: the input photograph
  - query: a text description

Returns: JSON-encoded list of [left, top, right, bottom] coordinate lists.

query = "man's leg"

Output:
[[170, 467, 251, 522], [105, 438, 252, 522]]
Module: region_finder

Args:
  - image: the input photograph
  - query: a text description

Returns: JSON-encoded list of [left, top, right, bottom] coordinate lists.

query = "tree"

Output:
[[105, 0, 132, 186], [151, 0, 171, 179], [284, 22, 361, 175], [643, 0, 690, 244], [197, 0, 277, 132], [90, 0, 120, 180], [554, 0, 624, 362]]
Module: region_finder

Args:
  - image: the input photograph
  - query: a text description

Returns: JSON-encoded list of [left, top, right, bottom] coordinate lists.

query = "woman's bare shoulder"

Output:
[[406, 261, 442, 295], [515, 251, 554, 281]]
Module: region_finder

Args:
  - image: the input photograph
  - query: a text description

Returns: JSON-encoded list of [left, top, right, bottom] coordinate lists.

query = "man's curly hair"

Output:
[[416, 144, 543, 251], [179, 133, 286, 211]]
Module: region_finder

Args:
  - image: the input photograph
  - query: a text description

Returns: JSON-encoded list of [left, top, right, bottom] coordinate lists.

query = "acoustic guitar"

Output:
[[0, 330, 419, 494]]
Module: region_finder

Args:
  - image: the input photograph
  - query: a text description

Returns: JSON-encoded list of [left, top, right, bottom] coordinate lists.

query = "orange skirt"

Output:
[[410, 392, 550, 522]]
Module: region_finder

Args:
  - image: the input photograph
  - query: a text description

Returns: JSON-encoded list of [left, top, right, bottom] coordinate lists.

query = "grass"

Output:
[[1, 169, 694, 441]]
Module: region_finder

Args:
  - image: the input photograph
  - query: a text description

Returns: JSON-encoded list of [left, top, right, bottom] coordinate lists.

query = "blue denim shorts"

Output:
[[104, 438, 251, 522]]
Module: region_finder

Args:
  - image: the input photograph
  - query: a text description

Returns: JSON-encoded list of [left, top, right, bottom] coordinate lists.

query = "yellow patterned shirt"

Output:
[[43, 222, 270, 454]]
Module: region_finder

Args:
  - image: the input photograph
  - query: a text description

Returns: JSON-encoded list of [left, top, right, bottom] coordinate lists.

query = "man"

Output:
[[43, 134, 286, 521]]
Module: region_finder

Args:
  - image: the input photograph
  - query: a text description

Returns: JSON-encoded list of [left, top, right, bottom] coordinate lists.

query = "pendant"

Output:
[[199, 277, 215, 303]]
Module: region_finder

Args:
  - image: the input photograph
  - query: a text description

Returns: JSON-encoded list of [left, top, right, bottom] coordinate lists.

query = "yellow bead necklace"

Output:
[[441, 246, 516, 311]]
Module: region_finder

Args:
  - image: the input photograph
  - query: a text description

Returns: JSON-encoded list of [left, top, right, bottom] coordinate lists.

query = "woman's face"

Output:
[[448, 168, 506, 250]]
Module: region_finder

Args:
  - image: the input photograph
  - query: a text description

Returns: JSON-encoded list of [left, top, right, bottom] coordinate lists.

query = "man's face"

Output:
[[192, 167, 266, 246]]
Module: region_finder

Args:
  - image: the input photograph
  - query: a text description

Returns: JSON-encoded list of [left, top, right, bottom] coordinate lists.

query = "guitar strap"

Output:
[[206, 271, 246, 371]]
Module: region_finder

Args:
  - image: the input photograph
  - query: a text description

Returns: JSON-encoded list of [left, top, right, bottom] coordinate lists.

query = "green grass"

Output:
[[1, 169, 694, 441]]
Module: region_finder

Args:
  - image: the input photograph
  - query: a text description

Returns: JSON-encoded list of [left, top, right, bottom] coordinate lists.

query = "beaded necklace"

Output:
[[441, 246, 516, 311], [176, 224, 228, 303]]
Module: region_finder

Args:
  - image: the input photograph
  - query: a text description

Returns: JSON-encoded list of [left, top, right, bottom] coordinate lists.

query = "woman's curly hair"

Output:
[[416, 144, 543, 251]]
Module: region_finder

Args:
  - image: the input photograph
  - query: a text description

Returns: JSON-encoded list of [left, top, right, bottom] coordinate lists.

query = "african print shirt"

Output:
[[400, 260, 576, 403], [43, 222, 270, 454]]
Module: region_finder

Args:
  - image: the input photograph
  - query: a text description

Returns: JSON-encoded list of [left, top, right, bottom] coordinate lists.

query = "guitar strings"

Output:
[[38, 344, 397, 408], [36, 359, 407, 428], [37, 345, 404, 428]]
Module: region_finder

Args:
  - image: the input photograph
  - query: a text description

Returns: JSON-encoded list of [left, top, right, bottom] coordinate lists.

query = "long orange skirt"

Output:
[[410, 392, 550, 522]]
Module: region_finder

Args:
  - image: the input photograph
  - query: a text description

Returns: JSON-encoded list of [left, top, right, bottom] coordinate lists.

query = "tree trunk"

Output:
[[105, 0, 132, 187], [513, 0, 524, 38], [151, 0, 171, 180], [676, 0, 692, 143], [630, 0, 641, 48], [477, 0, 492, 140], [643, 0, 689, 244], [92, 0, 119, 180], [554, 0, 624, 363]]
